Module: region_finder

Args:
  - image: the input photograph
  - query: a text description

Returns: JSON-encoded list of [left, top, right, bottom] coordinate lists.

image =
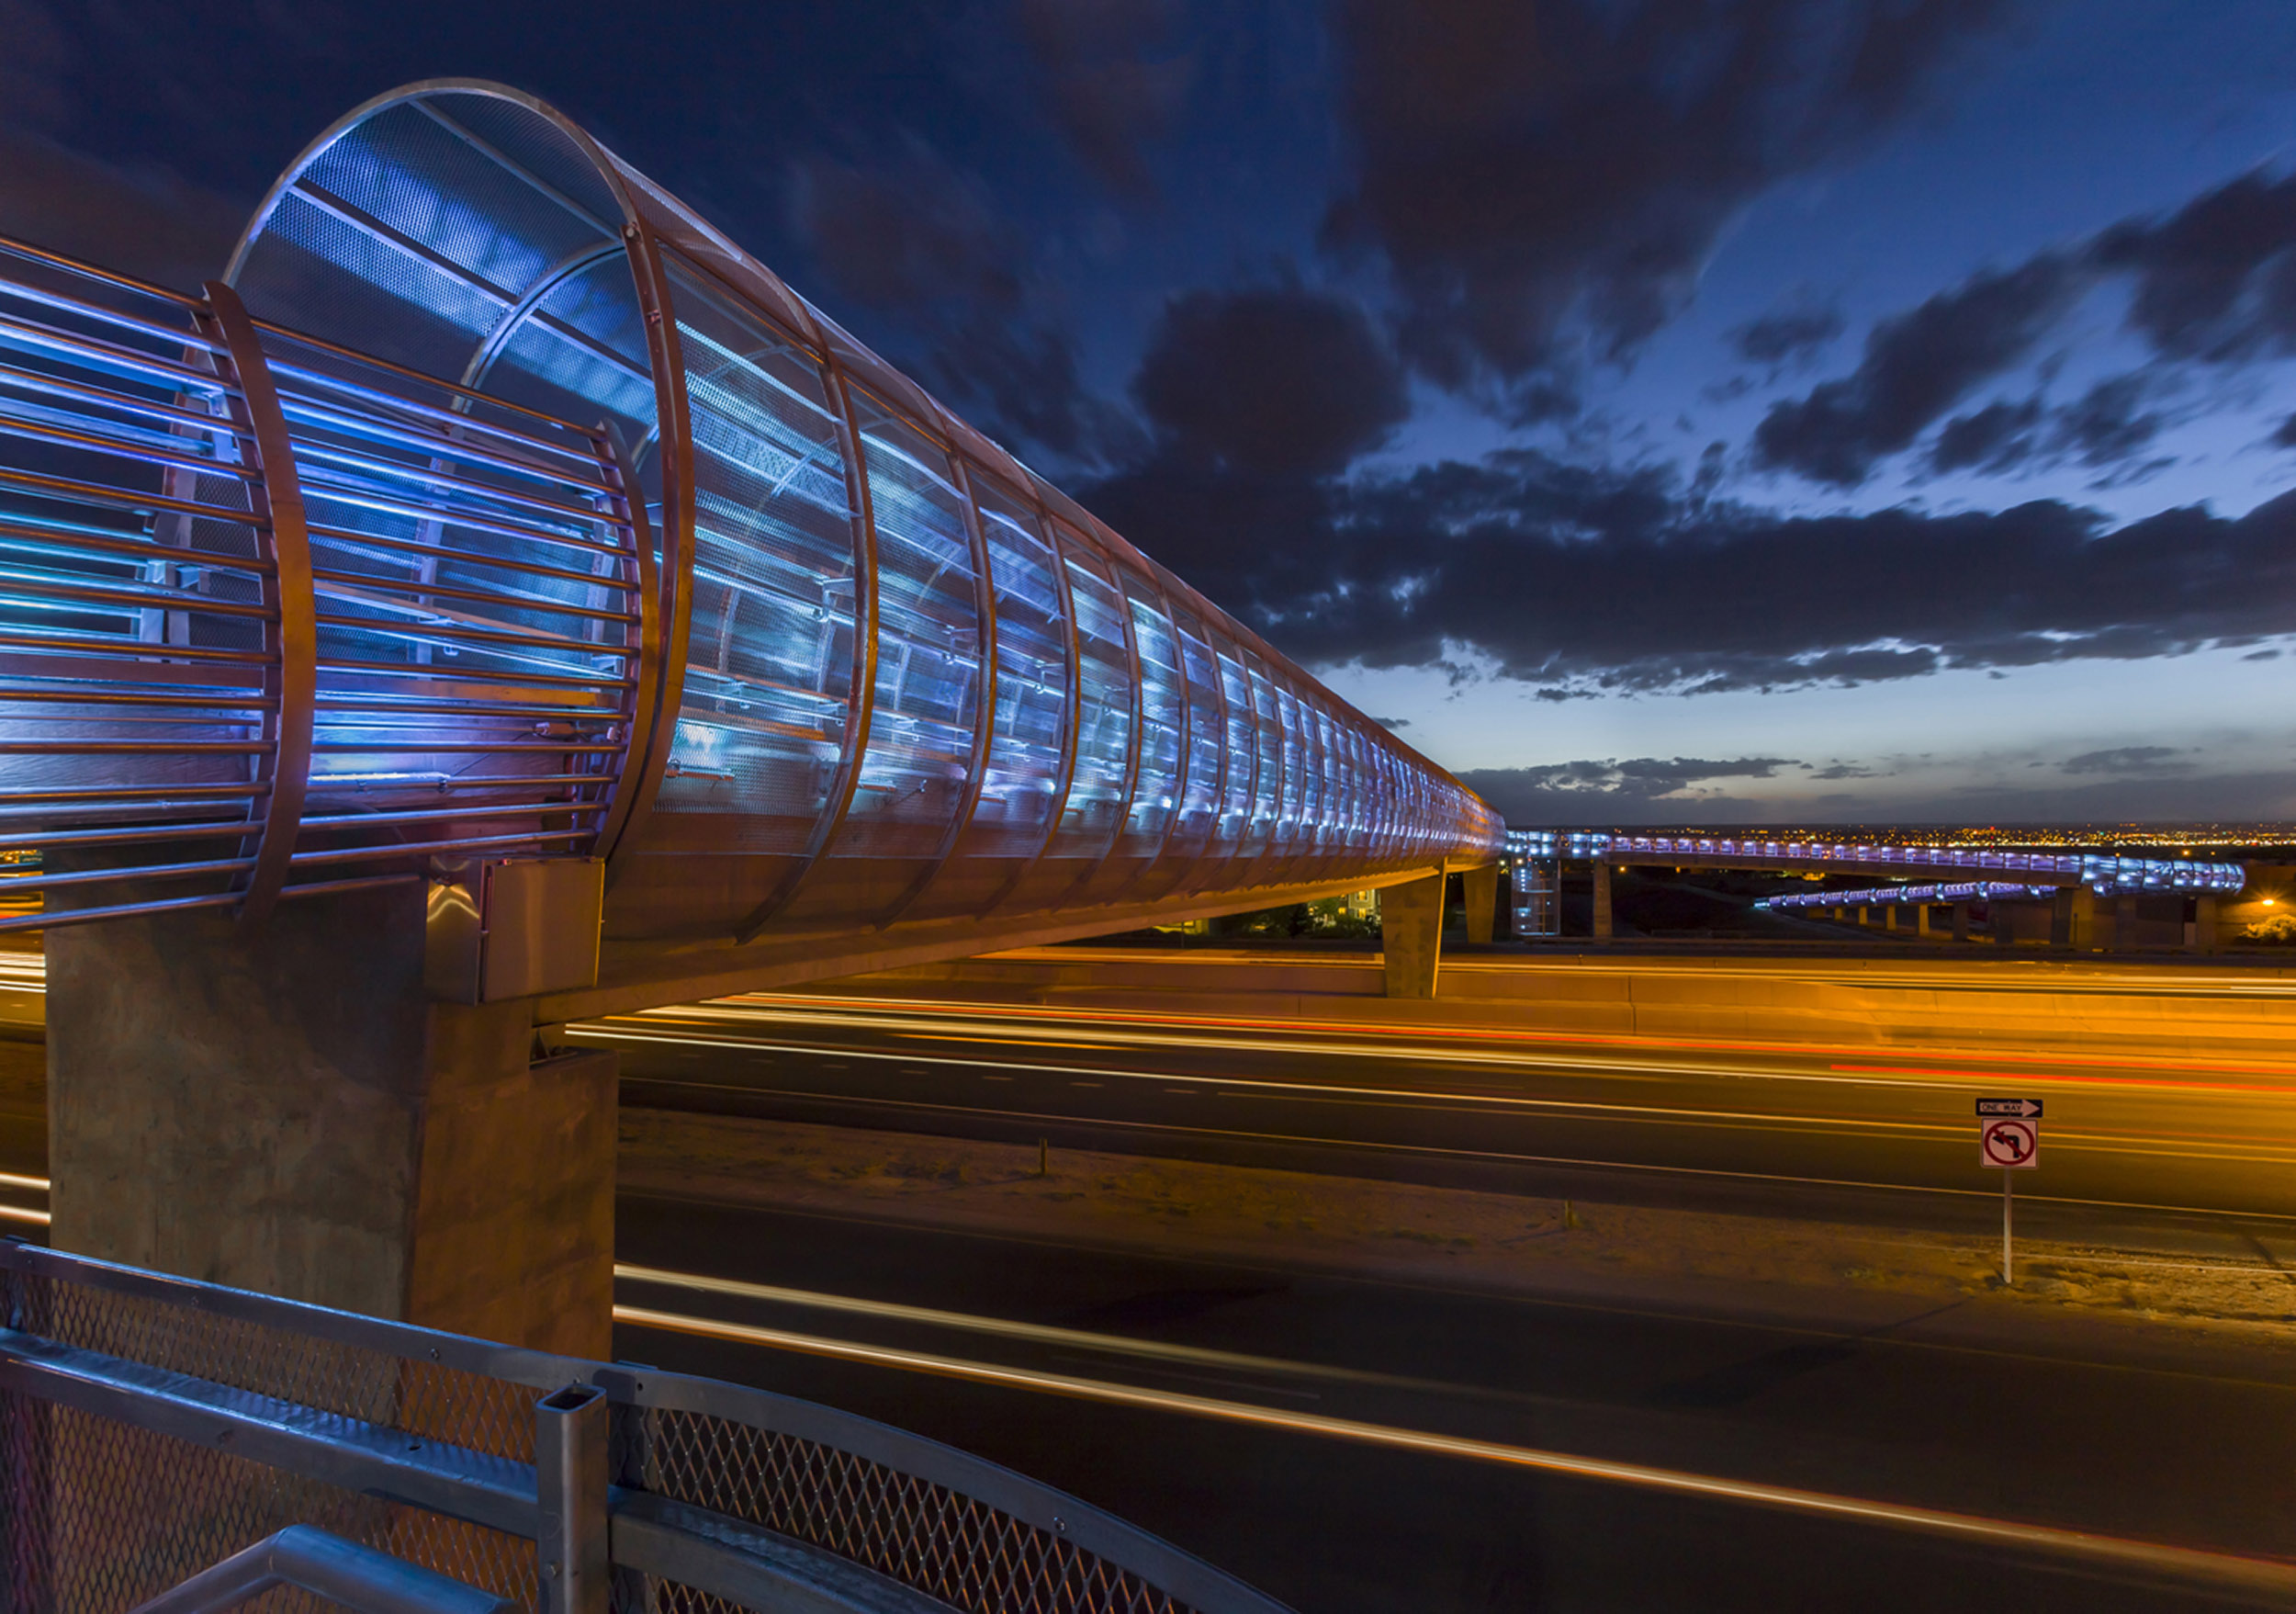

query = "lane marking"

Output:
[[613, 1078, 2296, 1221], [613, 1304, 2296, 1597], [621, 1002, 2296, 1103], [589, 1026, 2296, 1161], [692, 987, 2296, 1078], [614, 1265, 1469, 1396], [582, 1026, 1964, 1134]]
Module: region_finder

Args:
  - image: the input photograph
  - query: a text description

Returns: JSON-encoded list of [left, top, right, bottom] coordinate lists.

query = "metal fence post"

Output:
[[535, 1383, 609, 1614]]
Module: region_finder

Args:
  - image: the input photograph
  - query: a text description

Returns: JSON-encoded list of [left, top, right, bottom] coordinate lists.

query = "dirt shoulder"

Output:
[[622, 1108, 2296, 1366]]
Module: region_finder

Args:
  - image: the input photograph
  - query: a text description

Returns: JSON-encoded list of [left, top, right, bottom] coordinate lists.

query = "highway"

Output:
[[573, 986, 2296, 1236], [7, 955, 2296, 1608], [566, 982, 2296, 1611]]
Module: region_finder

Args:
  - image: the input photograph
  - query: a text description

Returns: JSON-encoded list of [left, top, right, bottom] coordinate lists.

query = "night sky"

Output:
[[7, 0, 2295, 826]]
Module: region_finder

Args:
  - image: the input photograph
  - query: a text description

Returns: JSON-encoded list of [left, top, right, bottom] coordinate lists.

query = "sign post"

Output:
[[1976, 1099, 2041, 1283]]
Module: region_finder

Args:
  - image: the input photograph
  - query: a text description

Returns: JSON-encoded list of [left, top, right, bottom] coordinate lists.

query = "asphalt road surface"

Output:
[[8, 957, 2296, 1610], [575, 988, 2296, 1245], [613, 1194, 2296, 1614], [572, 987, 2296, 1613]]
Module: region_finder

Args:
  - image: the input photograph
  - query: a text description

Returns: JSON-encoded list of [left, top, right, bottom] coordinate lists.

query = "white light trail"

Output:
[[615, 1301, 2296, 1598]]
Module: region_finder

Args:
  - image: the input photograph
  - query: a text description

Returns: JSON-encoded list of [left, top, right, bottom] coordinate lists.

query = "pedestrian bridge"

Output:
[[0, 80, 1500, 1018]]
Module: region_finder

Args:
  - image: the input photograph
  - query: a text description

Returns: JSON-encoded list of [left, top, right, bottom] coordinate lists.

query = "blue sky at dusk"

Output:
[[7, 0, 2296, 824]]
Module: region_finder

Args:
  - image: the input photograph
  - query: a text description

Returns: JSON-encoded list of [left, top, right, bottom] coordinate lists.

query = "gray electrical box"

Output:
[[425, 857, 603, 1004]]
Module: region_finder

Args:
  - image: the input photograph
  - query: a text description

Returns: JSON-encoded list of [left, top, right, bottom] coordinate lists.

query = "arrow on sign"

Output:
[[1975, 1098, 2042, 1118]]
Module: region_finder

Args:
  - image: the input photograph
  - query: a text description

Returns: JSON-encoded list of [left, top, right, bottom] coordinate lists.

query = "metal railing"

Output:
[[0, 1241, 1290, 1614], [0, 233, 653, 936]]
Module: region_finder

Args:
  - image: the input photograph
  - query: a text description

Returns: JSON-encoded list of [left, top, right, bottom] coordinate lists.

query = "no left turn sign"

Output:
[[1981, 1117, 2039, 1168]]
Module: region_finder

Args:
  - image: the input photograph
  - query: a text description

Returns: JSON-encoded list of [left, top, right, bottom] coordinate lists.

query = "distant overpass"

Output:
[[1503, 829, 2249, 950], [1504, 830, 2246, 895]]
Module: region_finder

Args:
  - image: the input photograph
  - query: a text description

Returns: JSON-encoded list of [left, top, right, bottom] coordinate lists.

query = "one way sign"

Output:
[[1976, 1098, 2043, 1118]]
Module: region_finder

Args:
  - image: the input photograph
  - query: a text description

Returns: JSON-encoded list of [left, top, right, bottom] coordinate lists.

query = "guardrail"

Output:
[[0, 1240, 1290, 1614]]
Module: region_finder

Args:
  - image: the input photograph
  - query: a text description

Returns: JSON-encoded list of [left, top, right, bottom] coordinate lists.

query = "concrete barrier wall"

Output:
[[825, 948, 2296, 1062]]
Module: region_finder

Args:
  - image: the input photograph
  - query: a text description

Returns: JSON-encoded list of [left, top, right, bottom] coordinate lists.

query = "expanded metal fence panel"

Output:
[[0, 1244, 1288, 1614], [0, 1254, 540, 1613], [621, 1409, 1184, 1614]]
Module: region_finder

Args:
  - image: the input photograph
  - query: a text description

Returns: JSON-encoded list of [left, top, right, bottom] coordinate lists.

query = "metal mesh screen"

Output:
[[0, 1247, 1279, 1614], [0, 1262, 539, 1613], [620, 1410, 1186, 1614]]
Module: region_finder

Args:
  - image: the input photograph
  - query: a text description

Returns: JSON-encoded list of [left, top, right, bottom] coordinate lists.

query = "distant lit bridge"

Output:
[[1503, 829, 2249, 950], [1505, 830, 2245, 895]]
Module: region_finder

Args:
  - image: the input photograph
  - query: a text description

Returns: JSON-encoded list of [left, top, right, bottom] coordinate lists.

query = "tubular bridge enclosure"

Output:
[[0, 81, 1499, 998], [0, 1240, 1290, 1614]]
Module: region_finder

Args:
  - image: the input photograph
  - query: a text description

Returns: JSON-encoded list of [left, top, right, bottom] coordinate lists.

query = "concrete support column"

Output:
[[2194, 895, 2222, 955], [2063, 886, 2099, 951], [2113, 892, 2142, 954], [1382, 870, 1446, 999], [44, 880, 616, 1356], [1591, 862, 1615, 941], [1462, 863, 1499, 945], [1952, 903, 1971, 942], [1916, 904, 1934, 938], [1882, 906, 1897, 931]]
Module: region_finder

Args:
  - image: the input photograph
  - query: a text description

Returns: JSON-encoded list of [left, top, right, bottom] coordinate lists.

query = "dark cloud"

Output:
[[1730, 306, 1845, 367], [2092, 168, 2296, 361], [1757, 165, 2296, 489], [787, 143, 1020, 317], [1321, 0, 2006, 408], [0, 127, 246, 293], [1927, 398, 2042, 474], [2053, 372, 2163, 467], [0, 1, 246, 291], [1131, 286, 1410, 477], [1087, 443, 2296, 699], [1751, 256, 2081, 485], [1373, 716, 1412, 729], [1458, 756, 1802, 822], [785, 141, 1137, 468], [2060, 746, 2189, 775], [1015, 0, 1194, 199]]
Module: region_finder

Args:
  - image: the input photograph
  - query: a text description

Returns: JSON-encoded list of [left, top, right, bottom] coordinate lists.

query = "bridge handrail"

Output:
[[0, 1239, 1289, 1614]]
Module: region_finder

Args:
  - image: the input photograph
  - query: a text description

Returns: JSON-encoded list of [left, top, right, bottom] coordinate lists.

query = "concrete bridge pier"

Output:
[[1592, 863, 1615, 941], [1462, 864, 1500, 945], [1381, 870, 1448, 999], [2113, 892, 2143, 953], [1952, 903, 1972, 942], [43, 876, 616, 1357]]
